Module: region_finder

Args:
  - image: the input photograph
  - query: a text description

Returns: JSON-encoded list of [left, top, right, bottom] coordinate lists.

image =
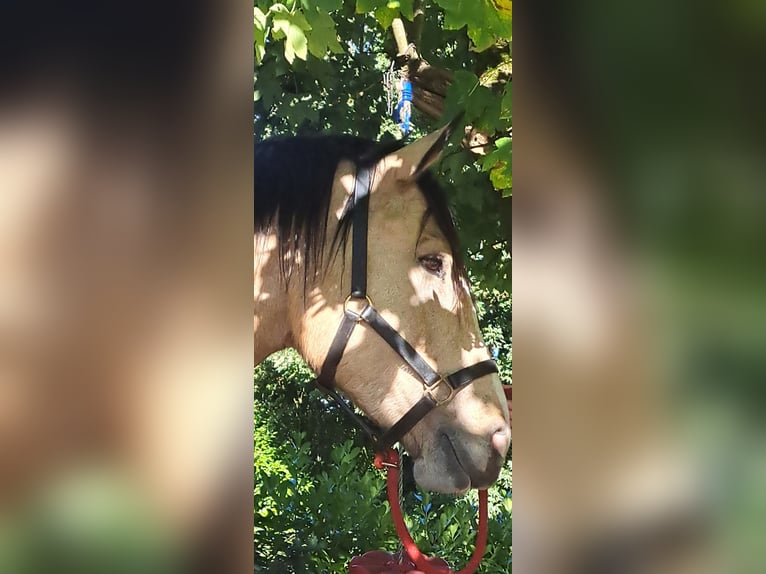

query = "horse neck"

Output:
[[254, 162, 352, 366], [254, 231, 293, 364]]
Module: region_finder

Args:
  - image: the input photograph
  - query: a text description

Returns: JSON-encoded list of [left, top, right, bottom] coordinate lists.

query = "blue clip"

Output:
[[394, 80, 413, 136]]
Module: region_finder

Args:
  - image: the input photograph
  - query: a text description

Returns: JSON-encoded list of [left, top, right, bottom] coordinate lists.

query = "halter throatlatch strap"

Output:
[[373, 449, 488, 574], [311, 165, 500, 452]]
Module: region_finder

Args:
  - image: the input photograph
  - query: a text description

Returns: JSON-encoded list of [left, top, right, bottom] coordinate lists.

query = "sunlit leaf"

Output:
[[306, 10, 343, 58]]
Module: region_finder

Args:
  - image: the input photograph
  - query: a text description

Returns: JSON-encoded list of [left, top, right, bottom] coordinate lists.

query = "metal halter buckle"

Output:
[[343, 295, 373, 321], [424, 377, 455, 406]]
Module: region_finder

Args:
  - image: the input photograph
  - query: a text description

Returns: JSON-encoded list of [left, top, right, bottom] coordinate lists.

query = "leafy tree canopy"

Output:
[[254, 0, 511, 292]]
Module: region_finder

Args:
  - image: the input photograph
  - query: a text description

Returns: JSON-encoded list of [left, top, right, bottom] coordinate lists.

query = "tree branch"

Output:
[[391, 18, 418, 59], [388, 17, 493, 155], [411, 0, 425, 48]]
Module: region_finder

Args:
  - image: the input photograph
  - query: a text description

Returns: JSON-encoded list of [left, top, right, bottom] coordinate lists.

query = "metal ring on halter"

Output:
[[343, 295, 373, 321], [424, 377, 455, 406]]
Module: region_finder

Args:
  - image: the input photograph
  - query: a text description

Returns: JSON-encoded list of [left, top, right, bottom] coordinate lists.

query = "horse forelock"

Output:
[[253, 134, 467, 291]]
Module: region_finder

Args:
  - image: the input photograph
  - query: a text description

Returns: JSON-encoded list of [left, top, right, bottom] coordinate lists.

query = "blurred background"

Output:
[[514, 1, 766, 573], [3, 0, 766, 572], [0, 2, 253, 573]]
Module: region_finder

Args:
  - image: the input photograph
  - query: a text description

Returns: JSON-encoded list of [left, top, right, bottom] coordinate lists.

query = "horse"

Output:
[[254, 126, 511, 493]]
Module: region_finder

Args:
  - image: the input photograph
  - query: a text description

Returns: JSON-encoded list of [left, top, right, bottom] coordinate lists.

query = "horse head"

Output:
[[255, 127, 510, 493]]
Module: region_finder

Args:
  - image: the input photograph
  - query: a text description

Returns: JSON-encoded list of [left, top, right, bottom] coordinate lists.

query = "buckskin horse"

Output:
[[254, 125, 510, 493]]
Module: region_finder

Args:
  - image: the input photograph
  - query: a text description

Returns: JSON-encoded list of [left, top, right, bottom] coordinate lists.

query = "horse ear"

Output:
[[385, 117, 460, 181]]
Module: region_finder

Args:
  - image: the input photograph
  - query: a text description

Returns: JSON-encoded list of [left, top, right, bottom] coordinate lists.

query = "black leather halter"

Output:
[[311, 166, 498, 453]]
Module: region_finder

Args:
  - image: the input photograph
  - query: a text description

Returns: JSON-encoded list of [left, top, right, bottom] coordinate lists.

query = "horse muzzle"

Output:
[[411, 419, 511, 493]]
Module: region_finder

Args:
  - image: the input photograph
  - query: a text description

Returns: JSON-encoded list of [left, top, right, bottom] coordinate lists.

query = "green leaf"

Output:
[[302, 0, 343, 11], [373, 5, 398, 29], [391, 0, 414, 20], [305, 10, 343, 58], [444, 70, 479, 117], [500, 84, 512, 119], [487, 0, 513, 40], [253, 6, 266, 30], [358, 0, 412, 25], [254, 61, 286, 108], [254, 30, 267, 65], [490, 163, 512, 190], [254, 7, 269, 65], [271, 11, 291, 40], [254, 7, 268, 29], [465, 85, 494, 122], [268, 2, 291, 19], [287, 24, 308, 63], [481, 136, 512, 191], [436, 0, 478, 31], [435, 0, 510, 50], [272, 11, 311, 64], [468, 25, 496, 52], [290, 11, 312, 31], [356, 0, 387, 13]]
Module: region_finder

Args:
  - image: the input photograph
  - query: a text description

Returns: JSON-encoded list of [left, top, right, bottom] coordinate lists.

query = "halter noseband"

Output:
[[311, 165, 498, 453]]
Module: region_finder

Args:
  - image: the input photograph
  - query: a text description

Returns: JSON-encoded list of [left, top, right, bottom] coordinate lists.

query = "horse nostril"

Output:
[[491, 426, 511, 457]]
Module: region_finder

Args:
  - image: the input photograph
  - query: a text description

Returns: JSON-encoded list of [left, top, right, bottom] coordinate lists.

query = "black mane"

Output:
[[254, 134, 465, 287]]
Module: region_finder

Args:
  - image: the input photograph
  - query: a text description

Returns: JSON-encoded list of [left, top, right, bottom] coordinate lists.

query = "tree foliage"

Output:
[[254, 0, 511, 292], [254, 3, 512, 572]]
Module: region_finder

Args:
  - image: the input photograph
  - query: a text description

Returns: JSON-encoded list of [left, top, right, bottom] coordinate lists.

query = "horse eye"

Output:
[[419, 255, 444, 276]]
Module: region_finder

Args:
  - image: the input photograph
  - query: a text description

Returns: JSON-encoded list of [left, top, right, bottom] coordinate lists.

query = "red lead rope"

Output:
[[373, 449, 489, 574], [363, 385, 511, 574]]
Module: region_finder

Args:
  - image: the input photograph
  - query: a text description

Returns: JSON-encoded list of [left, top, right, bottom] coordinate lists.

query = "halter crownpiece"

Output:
[[311, 163, 499, 453]]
